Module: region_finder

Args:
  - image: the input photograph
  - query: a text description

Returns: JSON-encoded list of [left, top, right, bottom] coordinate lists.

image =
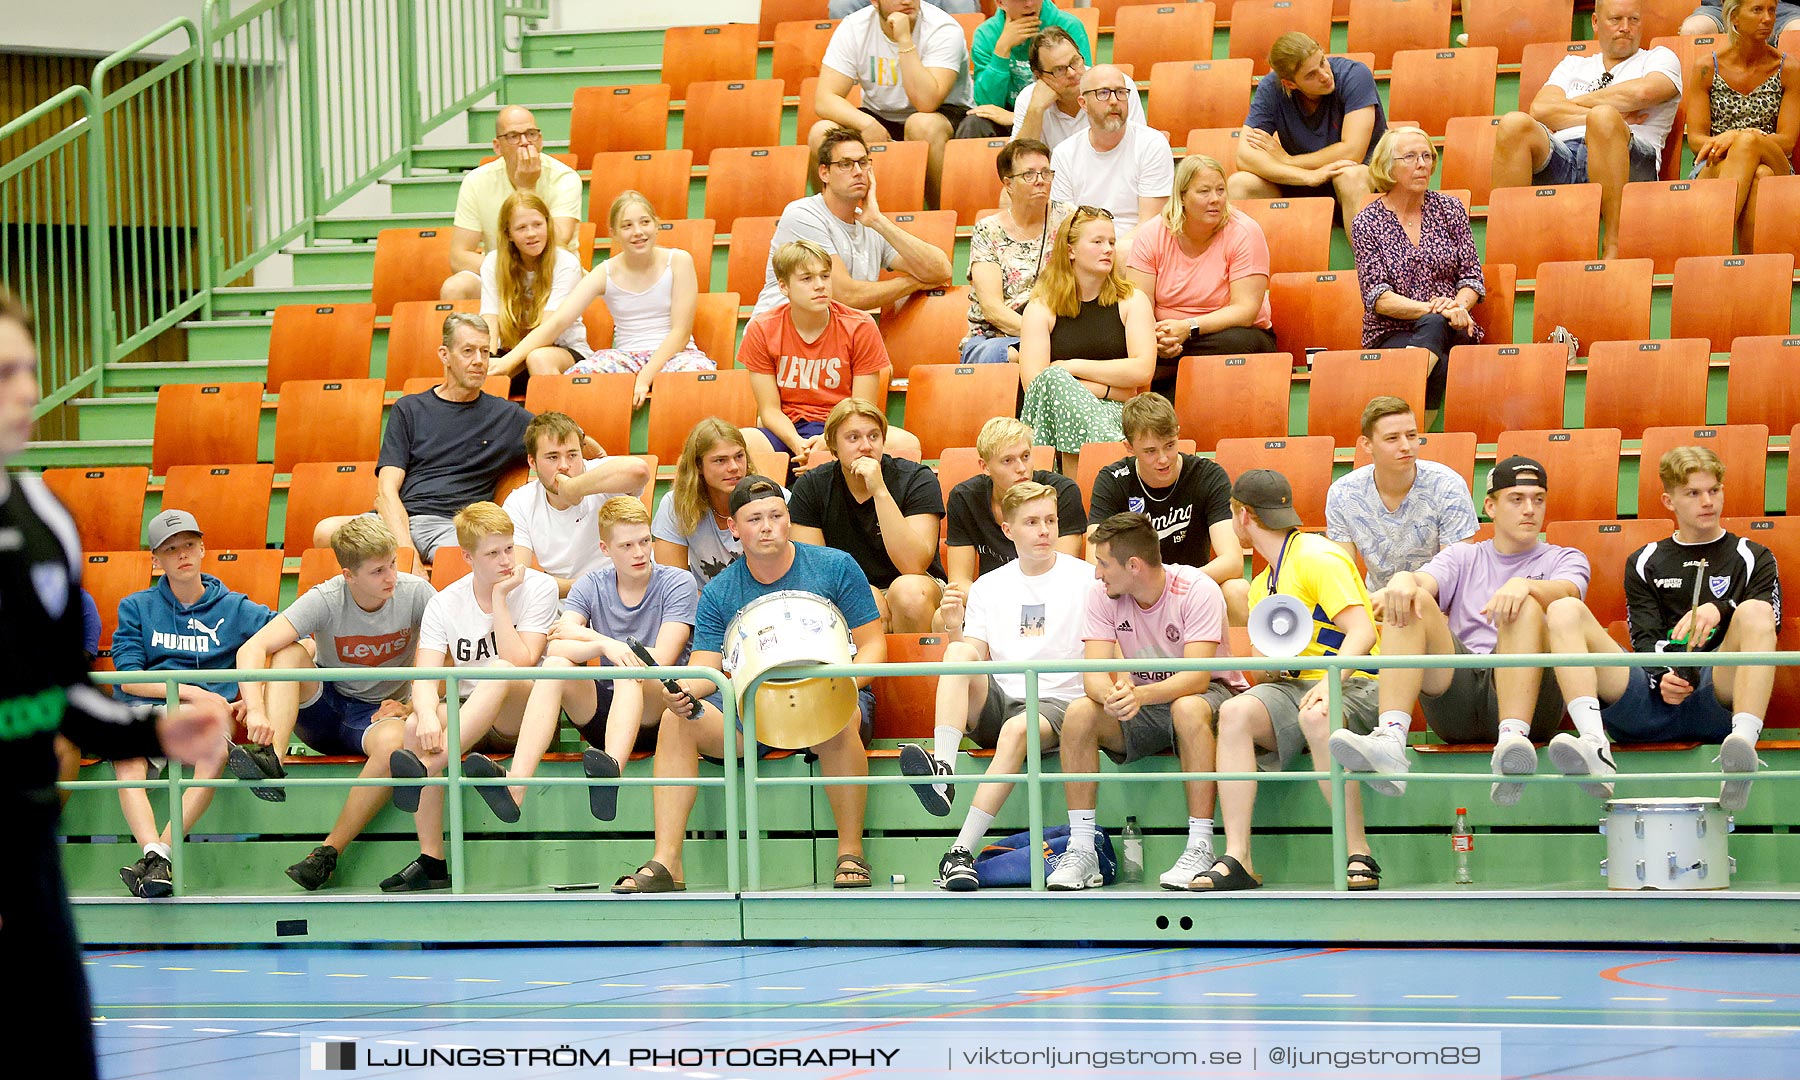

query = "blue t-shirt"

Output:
[[378, 389, 532, 518], [1245, 56, 1387, 163], [566, 564, 699, 667], [693, 544, 881, 656]]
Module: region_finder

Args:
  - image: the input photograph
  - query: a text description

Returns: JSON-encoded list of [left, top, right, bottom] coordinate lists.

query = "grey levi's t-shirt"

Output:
[[281, 572, 438, 702]]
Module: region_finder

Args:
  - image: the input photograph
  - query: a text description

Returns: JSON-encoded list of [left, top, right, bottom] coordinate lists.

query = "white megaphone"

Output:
[[1248, 593, 1313, 657]]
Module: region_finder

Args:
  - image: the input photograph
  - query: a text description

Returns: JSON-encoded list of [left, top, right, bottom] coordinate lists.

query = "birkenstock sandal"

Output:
[[1189, 854, 1263, 892], [611, 860, 685, 894], [1347, 852, 1382, 891], [833, 852, 873, 888]]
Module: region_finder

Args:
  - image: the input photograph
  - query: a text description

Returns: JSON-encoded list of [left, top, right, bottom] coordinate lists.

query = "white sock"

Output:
[[1567, 696, 1605, 741], [1732, 713, 1764, 741], [1498, 717, 1531, 741], [145, 842, 172, 860], [1187, 817, 1214, 849], [1068, 809, 1097, 853], [954, 807, 995, 854], [1377, 710, 1412, 743], [932, 725, 962, 768]]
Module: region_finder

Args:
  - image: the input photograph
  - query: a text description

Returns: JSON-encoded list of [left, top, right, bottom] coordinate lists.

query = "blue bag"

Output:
[[973, 825, 1117, 888]]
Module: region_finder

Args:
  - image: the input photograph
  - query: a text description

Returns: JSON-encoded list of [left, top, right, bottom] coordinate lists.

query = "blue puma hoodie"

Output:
[[110, 573, 275, 703]]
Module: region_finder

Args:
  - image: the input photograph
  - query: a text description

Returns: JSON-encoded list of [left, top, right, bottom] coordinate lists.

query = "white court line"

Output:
[[528, 981, 571, 986], [391, 976, 430, 981], [210, 969, 247, 974], [193, 1028, 237, 1034], [130, 1025, 171, 1030], [160, 967, 193, 971], [1721, 998, 1778, 1003], [457, 978, 500, 983], [328, 973, 367, 979], [120, 1017, 1800, 1033]]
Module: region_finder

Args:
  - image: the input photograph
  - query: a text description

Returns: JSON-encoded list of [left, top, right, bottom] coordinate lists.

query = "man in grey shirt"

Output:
[[229, 518, 437, 891], [752, 127, 952, 316]]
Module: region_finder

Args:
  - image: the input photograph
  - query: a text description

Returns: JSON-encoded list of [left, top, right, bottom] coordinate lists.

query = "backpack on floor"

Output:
[[974, 825, 1117, 888]]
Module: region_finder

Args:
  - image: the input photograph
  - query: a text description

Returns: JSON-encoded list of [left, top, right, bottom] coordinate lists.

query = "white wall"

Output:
[[9, 0, 206, 58]]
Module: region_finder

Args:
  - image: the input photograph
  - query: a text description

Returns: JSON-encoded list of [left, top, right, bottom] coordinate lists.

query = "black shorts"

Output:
[[859, 103, 969, 140]]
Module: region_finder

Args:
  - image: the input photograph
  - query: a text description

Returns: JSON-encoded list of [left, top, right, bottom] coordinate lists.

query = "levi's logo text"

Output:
[[776, 354, 844, 391], [336, 630, 414, 665]]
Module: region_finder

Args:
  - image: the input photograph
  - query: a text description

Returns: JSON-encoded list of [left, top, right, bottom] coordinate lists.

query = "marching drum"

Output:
[[723, 590, 858, 749], [1599, 797, 1735, 891]]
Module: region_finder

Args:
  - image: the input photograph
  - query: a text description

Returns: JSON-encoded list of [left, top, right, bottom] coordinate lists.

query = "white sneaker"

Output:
[[1548, 732, 1616, 799], [1489, 731, 1539, 807], [1717, 730, 1763, 812], [1327, 729, 1409, 796], [1046, 845, 1103, 891], [1159, 842, 1215, 890]]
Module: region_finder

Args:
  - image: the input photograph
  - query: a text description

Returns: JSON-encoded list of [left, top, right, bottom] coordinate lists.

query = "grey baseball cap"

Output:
[[1231, 468, 1303, 529], [146, 509, 204, 550]]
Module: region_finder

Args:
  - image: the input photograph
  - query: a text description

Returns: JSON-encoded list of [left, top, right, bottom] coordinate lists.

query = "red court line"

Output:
[[1599, 957, 1800, 999], [87, 949, 149, 959], [755, 947, 1347, 1050]]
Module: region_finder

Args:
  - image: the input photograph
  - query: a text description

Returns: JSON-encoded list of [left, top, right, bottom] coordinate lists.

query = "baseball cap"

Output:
[[147, 509, 204, 551], [1487, 455, 1547, 494], [728, 474, 784, 517], [1232, 468, 1303, 529]]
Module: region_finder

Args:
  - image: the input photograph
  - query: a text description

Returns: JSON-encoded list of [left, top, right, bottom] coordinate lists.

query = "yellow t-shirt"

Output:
[[452, 157, 583, 252], [1247, 530, 1379, 682]]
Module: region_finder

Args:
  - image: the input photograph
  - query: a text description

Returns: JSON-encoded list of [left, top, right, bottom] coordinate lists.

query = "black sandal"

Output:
[[389, 749, 427, 814], [1190, 854, 1263, 892], [463, 753, 519, 823], [1347, 852, 1382, 891], [611, 860, 685, 894], [583, 748, 621, 822]]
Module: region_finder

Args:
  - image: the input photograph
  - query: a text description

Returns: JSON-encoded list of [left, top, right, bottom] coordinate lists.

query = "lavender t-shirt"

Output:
[[1417, 540, 1591, 655], [1082, 563, 1249, 692]]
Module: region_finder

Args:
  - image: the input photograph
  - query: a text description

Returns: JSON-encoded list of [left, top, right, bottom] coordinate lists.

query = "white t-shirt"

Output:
[[417, 568, 560, 698], [963, 551, 1092, 703], [1544, 47, 1683, 164], [479, 246, 590, 355], [501, 458, 632, 581], [1048, 123, 1174, 235], [1010, 76, 1145, 148], [452, 156, 583, 251], [753, 195, 900, 314], [821, 3, 974, 121]]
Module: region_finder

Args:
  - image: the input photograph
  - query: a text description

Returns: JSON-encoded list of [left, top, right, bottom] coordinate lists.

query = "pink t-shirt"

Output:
[[1082, 563, 1250, 692], [1127, 213, 1273, 329]]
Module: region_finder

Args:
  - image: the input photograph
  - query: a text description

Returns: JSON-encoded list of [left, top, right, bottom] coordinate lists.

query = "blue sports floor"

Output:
[[88, 944, 1799, 1078]]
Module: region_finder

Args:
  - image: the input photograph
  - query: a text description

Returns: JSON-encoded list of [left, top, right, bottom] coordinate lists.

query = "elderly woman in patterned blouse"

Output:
[[1349, 126, 1484, 410]]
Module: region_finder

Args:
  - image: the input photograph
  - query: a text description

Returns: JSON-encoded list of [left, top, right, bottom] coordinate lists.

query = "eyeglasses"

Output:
[[1081, 87, 1132, 102], [1593, 71, 1615, 89], [495, 128, 542, 145], [1039, 61, 1083, 79], [1393, 151, 1435, 166], [1009, 168, 1055, 183], [1073, 205, 1114, 220], [827, 156, 872, 173]]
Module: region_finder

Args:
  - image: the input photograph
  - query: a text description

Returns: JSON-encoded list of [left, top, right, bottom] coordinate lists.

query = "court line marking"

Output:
[[1721, 998, 1778, 1003], [1600, 957, 1800, 999]]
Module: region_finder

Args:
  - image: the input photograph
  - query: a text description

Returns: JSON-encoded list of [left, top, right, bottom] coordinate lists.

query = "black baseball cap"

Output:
[[1232, 468, 1303, 529], [1487, 455, 1547, 494], [727, 474, 784, 517]]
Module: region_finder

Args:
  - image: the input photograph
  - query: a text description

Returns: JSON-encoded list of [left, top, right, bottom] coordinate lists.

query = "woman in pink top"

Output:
[[1124, 155, 1276, 399]]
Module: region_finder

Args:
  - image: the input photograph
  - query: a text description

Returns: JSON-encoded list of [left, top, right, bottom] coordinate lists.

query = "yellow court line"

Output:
[[327, 973, 366, 979], [527, 981, 571, 986], [391, 976, 430, 981], [1719, 998, 1777, 1003]]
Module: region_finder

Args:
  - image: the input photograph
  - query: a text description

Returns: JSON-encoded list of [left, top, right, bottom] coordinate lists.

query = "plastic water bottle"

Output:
[[1121, 816, 1145, 883], [1451, 807, 1473, 884]]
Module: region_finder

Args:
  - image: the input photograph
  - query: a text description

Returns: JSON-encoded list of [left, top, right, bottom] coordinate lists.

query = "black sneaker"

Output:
[[898, 743, 954, 816], [285, 845, 339, 891], [226, 742, 287, 803], [121, 851, 173, 898], [378, 856, 450, 893], [582, 748, 621, 822], [937, 847, 979, 892], [389, 748, 427, 814]]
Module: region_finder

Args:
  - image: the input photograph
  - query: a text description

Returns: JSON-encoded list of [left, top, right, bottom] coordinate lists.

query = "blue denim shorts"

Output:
[[1533, 130, 1662, 185]]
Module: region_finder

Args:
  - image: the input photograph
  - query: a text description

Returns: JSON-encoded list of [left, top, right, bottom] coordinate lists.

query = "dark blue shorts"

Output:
[[756, 420, 825, 461], [1602, 668, 1734, 744], [294, 682, 385, 756]]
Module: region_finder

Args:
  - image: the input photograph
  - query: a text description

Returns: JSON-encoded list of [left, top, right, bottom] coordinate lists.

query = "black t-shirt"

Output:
[[789, 455, 946, 587], [1087, 453, 1234, 567], [946, 470, 1086, 578], [378, 389, 532, 517], [1623, 529, 1781, 684]]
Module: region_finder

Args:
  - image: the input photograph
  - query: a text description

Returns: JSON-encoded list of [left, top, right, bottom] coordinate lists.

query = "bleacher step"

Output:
[[20, 439, 149, 468], [518, 26, 666, 69], [212, 284, 371, 315], [101, 359, 265, 389], [287, 243, 377, 285], [315, 211, 451, 242]]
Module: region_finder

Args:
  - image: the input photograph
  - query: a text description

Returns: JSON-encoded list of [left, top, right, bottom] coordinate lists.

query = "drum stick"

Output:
[[1684, 559, 1707, 653]]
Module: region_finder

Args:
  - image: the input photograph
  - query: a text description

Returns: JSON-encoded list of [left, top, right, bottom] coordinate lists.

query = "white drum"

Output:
[[723, 590, 857, 749], [1599, 797, 1736, 891]]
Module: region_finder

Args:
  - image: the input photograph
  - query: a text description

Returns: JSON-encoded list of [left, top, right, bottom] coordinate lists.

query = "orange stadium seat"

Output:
[[1670, 254, 1795, 352], [1306, 348, 1430, 446], [682, 79, 784, 163], [771, 19, 838, 94], [1639, 0, 1693, 38], [383, 300, 475, 390], [525, 374, 635, 457], [1748, 173, 1800, 257], [82, 551, 155, 659], [1352, 430, 1477, 488], [1637, 425, 1770, 518], [296, 546, 414, 594], [939, 138, 1010, 227], [796, 77, 861, 147], [161, 464, 275, 550], [282, 461, 379, 556], [864, 140, 928, 214], [1212, 435, 1335, 523], [1443, 342, 1569, 441], [202, 549, 283, 610], [935, 446, 1054, 496], [569, 85, 670, 164], [1486, 184, 1601, 278], [661, 23, 760, 100], [41, 468, 149, 553], [1583, 339, 1710, 439], [1726, 336, 1800, 430], [1727, 517, 1800, 602], [1387, 48, 1498, 138], [152, 382, 263, 475], [1229, 0, 1333, 76], [1075, 438, 1198, 504], [884, 211, 957, 278], [692, 292, 742, 368], [1231, 197, 1333, 275], [1113, 3, 1216, 72], [882, 287, 970, 377], [906, 364, 1021, 459], [1184, 128, 1242, 173], [1346, 0, 1453, 70], [726, 216, 781, 300], [607, 218, 716, 292], [1461, 0, 1576, 64], [1439, 115, 1504, 207], [272, 379, 384, 473], [370, 228, 455, 317], [1519, 40, 1602, 106], [265, 303, 376, 388], [588, 150, 694, 225], [647, 369, 757, 462], [874, 634, 950, 740], [1472, 262, 1517, 345], [1270, 270, 1363, 359], [1530, 259, 1654, 356], [430, 545, 473, 589], [1172, 352, 1293, 450], [1494, 428, 1623, 522], [1545, 518, 1670, 624], [1616, 179, 1737, 273], [758, 0, 827, 39], [1147, 60, 1254, 135], [705, 145, 810, 233]]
